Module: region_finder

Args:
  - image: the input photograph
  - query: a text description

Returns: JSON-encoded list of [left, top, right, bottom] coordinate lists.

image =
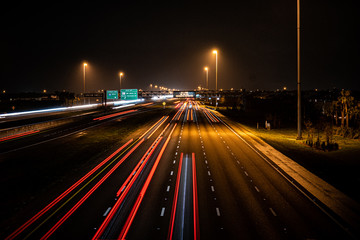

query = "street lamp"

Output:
[[296, 0, 302, 140], [204, 67, 209, 89], [83, 62, 87, 104], [119, 72, 124, 90], [212, 50, 218, 91]]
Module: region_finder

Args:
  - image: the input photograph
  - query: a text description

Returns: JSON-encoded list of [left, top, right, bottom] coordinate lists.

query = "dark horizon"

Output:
[[1, 1, 359, 93]]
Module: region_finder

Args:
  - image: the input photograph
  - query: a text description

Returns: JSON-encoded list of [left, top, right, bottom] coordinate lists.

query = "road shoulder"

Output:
[[213, 111, 360, 237]]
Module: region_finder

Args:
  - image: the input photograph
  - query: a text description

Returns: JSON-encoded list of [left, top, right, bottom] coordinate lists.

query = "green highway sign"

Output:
[[106, 90, 118, 100], [120, 89, 138, 100]]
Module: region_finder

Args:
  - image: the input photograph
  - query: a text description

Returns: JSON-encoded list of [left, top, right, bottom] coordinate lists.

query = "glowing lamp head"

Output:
[[84, 63, 87, 67], [212, 50, 218, 54], [120, 72, 124, 76], [204, 67, 208, 71]]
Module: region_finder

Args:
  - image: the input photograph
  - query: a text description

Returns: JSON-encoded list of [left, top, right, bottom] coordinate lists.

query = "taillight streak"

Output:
[[0, 130, 40, 142], [118, 123, 178, 240], [192, 153, 199, 240], [93, 110, 137, 121], [167, 152, 184, 240], [38, 139, 144, 240], [93, 136, 163, 239], [5, 139, 133, 240]]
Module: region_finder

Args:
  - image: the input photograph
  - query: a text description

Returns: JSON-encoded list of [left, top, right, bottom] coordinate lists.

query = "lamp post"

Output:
[[83, 63, 87, 104], [204, 67, 209, 89], [119, 72, 124, 90], [297, 0, 302, 140], [212, 50, 218, 91]]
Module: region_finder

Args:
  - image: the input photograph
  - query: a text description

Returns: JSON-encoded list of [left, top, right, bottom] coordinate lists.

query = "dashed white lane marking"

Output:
[[244, 171, 248, 176], [160, 207, 165, 216], [103, 207, 111, 217], [254, 186, 260, 192], [173, 160, 176, 164], [236, 160, 240, 164], [205, 160, 208, 164], [208, 171, 211, 176], [167, 186, 170, 192], [269, 208, 277, 217], [170, 171, 173, 175], [211, 186, 215, 192], [216, 208, 221, 216]]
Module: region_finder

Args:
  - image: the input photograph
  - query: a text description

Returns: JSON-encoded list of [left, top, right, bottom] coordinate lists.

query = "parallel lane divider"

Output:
[[167, 152, 184, 240], [39, 139, 145, 240], [93, 135, 163, 239], [119, 123, 178, 240], [5, 138, 134, 240]]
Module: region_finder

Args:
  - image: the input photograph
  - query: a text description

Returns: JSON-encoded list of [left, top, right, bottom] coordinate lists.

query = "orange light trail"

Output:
[[146, 116, 169, 139], [139, 116, 166, 139]]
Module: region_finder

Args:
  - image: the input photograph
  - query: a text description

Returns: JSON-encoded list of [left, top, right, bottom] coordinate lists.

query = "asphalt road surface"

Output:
[[1, 100, 354, 239]]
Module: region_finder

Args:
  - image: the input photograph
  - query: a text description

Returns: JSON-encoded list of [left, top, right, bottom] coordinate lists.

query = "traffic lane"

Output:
[[0, 108, 145, 154], [196, 112, 284, 239], [123, 105, 191, 239], [211, 119, 350, 239], [124, 122, 182, 239], [50, 133, 168, 240], [182, 116, 228, 240], [0, 108, 101, 129], [0, 111, 170, 238], [4, 136, 152, 239], [19, 117, 174, 239]]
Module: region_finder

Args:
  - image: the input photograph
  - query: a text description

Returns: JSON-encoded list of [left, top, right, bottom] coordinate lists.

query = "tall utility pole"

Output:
[[297, 0, 302, 140], [119, 72, 124, 90], [83, 63, 87, 104], [204, 67, 209, 89], [213, 50, 218, 90]]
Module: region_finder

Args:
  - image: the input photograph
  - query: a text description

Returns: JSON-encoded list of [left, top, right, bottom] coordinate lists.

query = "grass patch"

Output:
[[221, 111, 360, 203]]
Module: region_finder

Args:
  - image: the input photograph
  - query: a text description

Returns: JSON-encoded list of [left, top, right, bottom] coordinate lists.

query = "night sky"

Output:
[[1, 1, 358, 93]]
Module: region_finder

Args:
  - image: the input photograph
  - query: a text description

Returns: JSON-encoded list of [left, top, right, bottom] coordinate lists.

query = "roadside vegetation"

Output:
[[215, 89, 360, 202]]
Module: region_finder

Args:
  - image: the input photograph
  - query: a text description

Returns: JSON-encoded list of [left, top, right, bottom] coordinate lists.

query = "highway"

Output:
[[0, 100, 354, 239]]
